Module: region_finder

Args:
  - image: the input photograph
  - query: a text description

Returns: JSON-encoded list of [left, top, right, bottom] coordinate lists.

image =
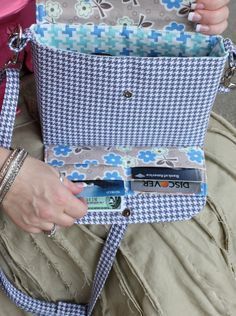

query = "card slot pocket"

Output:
[[53, 162, 207, 198], [45, 146, 207, 219]]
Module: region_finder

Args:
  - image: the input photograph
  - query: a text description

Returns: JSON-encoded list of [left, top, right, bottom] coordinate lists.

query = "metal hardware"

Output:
[[4, 53, 21, 68], [221, 61, 236, 89], [122, 208, 131, 217], [123, 90, 133, 98], [3, 25, 23, 70], [8, 25, 23, 49]]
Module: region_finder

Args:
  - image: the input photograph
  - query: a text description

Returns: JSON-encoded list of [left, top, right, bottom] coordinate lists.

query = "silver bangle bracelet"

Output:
[[0, 148, 28, 204], [0, 148, 21, 183]]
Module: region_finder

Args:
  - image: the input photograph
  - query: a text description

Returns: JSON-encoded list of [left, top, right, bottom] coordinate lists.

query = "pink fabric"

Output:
[[0, 0, 35, 107], [0, 0, 32, 20]]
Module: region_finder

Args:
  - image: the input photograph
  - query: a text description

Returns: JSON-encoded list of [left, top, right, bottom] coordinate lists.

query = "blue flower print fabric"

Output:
[[45, 145, 207, 196], [36, 0, 196, 33], [160, 0, 183, 10]]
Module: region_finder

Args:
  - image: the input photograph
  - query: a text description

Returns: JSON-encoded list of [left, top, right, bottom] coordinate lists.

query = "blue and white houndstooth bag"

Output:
[[0, 24, 235, 315]]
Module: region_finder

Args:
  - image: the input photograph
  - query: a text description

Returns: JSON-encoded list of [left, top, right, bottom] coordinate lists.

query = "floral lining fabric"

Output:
[[36, 0, 196, 32]]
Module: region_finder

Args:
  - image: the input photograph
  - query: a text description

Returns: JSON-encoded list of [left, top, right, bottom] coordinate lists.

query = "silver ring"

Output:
[[44, 223, 57, 238]]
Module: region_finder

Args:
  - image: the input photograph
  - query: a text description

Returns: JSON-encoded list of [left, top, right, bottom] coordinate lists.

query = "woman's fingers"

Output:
[[195, 20, 228, 35], [188, 0, 230, 34], [52, 186, 88, 220], [24, 190, 87, 228], [188, 6, 229, 25], [58, 175, 88, 218], [62, 177, 84, 195], [31, 198, 86, 227], [192, 0, 230, 11], [63, 197, 88, 219], [21, 207, 75, 231], [52, 213, 76, 227], [2, 155, 88, 234]]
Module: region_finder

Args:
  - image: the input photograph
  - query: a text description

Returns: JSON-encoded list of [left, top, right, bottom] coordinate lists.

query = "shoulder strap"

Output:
[[0, 68, 20, 149], [0, 223, 128, 315], [87, 223, 128, 316], [0, 27, 31, 149]]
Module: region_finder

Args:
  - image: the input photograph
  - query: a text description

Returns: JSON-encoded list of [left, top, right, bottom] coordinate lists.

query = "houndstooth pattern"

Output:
[[0, 271, 87, 315], [0, 69, 20, 149], [75, 195, 206, 225], [31, 37, 227, 148], [87, 224, 128, 315], [1, 31, 234, 316], [218, 85, 231, 93], [223, 38, 236, 57]]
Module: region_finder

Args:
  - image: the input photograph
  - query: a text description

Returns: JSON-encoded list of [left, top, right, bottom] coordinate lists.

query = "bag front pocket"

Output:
[[45, 145, 207, 224]]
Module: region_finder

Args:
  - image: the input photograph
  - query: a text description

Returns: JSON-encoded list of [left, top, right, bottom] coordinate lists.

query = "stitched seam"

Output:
[[0, 235, 51, 300], [113, 260, 144, 316], [51, 232, 93, 285], [29, 235, 74, 296], [207, 196, 236, 279], [159, 224, 234, 316], [120, 238, 164, 316]]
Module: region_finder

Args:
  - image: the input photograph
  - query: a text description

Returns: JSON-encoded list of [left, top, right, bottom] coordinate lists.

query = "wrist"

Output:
[[0, 148, 12, 168], [0, 148, 28, 204]]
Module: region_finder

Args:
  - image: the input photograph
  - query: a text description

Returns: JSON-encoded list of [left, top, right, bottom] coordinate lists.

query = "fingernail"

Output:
[[195, 24, 210, 33], [188, 12, 202, 22], [191, 3, 205, 10]]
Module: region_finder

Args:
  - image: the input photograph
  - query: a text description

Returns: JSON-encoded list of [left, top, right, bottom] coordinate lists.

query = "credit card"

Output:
[[74, 180, 125, 198], [86, 196, 124, 211], [131, 167, 202, 182], [131, 180, 201, 194]]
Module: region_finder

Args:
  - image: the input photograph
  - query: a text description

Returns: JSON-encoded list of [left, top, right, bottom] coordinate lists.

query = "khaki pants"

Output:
[[0, 102, 236, 315]]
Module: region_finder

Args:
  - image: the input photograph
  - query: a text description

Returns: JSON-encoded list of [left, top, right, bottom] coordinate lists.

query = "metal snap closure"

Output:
[[123, 90, 133, 99], [122, 208, 131, 217]]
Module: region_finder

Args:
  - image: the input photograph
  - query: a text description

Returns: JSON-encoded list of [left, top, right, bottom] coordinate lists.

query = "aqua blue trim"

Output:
[[30, 23, 226, 58]]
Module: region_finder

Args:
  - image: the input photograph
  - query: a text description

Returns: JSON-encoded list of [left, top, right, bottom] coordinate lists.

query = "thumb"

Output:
[[63, 178, 84, 195]]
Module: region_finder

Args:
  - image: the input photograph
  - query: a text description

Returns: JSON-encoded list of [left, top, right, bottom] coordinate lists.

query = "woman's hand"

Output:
[[188, 0, 230, 35], [2, 155, 87, 234]]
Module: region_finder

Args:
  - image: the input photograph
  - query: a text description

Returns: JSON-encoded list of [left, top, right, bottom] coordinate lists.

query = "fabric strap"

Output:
[[87, 223, 128, 315], [0, 224, 128, 315], [0, 68, 20, 149]]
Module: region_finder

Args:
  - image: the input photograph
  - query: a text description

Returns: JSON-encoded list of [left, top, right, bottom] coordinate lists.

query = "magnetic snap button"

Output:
[[122, 208, 131, 217], [123, 90, 133, 99]]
